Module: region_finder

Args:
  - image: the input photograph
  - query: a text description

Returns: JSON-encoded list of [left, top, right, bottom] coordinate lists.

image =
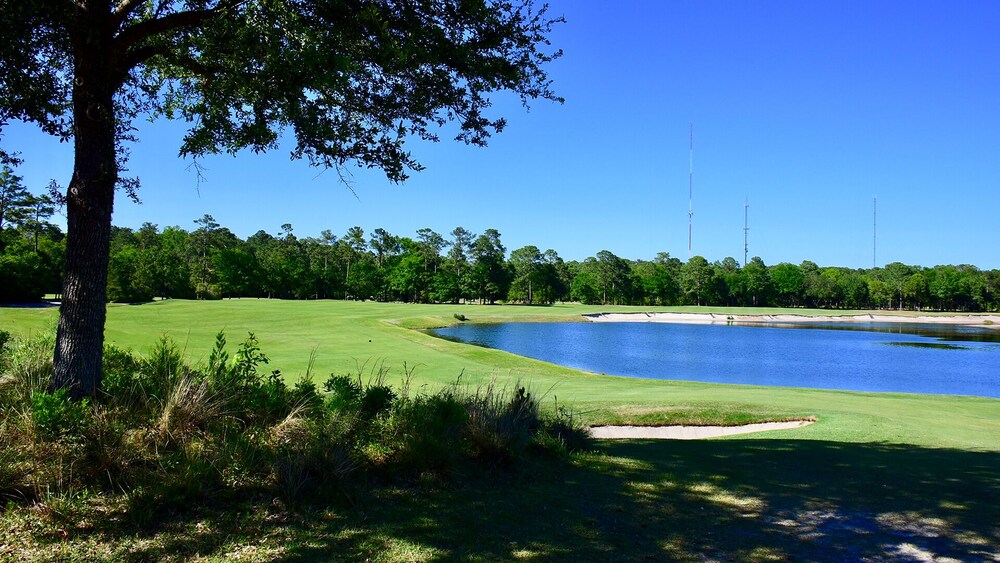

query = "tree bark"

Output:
[[52, 3, 118, 399]]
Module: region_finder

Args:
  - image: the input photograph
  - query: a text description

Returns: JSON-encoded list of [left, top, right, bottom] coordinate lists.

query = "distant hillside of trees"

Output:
[[2, 205, 998, 312]]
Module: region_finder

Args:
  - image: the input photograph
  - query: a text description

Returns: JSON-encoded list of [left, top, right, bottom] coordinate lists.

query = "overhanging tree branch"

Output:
[[4, 0, 564, 398], [111, 0, 146, 27], [114, 8, 217, 56]]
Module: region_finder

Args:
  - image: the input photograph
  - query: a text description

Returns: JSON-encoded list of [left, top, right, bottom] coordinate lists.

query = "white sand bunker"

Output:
[[589, 419, 815, 440]]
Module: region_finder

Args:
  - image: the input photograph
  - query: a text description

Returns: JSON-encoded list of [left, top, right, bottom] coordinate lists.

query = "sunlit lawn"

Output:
[[3, 299, 997, 450], [1, 299, 998, 560]]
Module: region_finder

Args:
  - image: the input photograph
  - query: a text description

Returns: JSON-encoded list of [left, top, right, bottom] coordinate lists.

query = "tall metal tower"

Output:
[[872, 196, 877, 268], [688, 124, 694, 258], [743, 196, 750, 266]]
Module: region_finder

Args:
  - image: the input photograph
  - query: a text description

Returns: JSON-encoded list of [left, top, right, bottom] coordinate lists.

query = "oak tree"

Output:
[[0, 0, 562, 397]]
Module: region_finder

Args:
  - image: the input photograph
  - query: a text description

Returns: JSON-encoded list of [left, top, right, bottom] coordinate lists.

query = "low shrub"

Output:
[[269, 411, 355, 503], [381, 391, 469, 474], [0, 330, 582, 519], [462, 382, 540, 465], [100, 344, 148, 411], [157, 373, 221, 445], [32, 388, 91, 441], [324, 374, 361, 411], [204, 331, 304, 426], [537, 399, 592, 456]]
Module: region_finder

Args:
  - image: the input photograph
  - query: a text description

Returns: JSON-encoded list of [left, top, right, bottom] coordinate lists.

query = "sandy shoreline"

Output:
[[584, 312, 1000, 327], [589, 419, 816, 440]]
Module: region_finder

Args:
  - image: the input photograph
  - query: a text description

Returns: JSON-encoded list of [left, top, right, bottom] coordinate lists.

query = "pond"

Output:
[[433, 321, 1000, 398]]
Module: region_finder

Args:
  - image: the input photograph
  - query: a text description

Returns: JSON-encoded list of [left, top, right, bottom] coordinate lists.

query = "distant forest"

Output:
[[2, 196, 998, 311]]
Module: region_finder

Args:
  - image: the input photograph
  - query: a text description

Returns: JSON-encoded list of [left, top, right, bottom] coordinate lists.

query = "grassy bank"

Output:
[[2, 300, 999, 560], [3, 300, 998, 451]]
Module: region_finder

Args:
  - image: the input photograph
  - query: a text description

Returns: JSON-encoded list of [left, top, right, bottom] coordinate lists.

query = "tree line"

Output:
[[3, 194, 997, 312], [0, 166, 63, 302]]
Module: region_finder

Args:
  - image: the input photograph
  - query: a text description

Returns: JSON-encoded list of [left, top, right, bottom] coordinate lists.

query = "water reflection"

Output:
[[883, 342, 970, 350], [744, 321, 1000, 343]]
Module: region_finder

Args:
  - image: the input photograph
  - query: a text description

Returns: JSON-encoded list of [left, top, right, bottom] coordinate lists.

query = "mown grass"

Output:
[[1, 300, 999, 561], [2, 300, 997, 450]]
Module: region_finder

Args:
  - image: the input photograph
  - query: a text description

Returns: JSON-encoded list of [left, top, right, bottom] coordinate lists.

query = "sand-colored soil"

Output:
[[584, 312, 1000, 326], [589, 419, 815, 440]]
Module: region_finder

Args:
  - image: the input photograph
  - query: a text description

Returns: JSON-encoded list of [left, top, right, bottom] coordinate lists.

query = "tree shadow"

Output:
[[281, 440, 1000, 561], [25, 440, 1000, 561]]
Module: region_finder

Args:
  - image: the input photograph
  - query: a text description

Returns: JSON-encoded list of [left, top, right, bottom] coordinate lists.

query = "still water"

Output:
[[433, 322, 1000, 398]]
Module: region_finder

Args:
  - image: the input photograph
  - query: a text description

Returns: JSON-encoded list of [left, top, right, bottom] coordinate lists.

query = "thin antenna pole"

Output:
[[688, 124, 693, 258], [873, 196, 877, 268], [743, 196, 750, 267]]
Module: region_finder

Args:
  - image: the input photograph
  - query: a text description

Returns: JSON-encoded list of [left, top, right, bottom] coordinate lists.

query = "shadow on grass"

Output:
[[286, 440, 1000, 561], [22, 440, 1000, 561]]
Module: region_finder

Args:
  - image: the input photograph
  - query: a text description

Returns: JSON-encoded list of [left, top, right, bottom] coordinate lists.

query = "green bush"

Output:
[[537, 400, 591, 455], [323, 373, 395, 420], [100, 344, 145, 396], [359, 384, 396, 419], [383, 391, 469, 473], [269, 413, 354, 503], [290, 377, 323, 411], [204, 331, 294, 425], [463, 383, 539, 464], [32, 388, 90, 440], [0, 330, 578, 519]]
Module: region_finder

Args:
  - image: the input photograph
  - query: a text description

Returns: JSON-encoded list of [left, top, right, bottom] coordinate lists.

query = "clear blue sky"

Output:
[[6, 1, 1000, 269]]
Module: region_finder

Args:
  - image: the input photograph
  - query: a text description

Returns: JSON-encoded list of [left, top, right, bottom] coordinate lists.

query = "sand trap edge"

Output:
[[588, 419, 816, 440]]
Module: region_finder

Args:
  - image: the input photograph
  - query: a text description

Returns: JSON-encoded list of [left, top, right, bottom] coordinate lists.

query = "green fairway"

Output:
[[3, 300, 998, 451], [3, 300, 999, 561]]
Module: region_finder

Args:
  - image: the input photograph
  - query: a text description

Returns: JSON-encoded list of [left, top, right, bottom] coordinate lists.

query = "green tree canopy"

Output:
[[1, 0, 562, 397], [0, 165, 30, 232]]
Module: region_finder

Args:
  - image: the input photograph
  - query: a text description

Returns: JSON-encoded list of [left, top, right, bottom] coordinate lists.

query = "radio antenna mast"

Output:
[[872, 196, 877, 268], [688, 124, 694, 258], [743, 196, 750, 266]]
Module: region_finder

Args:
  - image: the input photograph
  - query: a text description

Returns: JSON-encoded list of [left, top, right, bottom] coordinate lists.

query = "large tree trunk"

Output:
[[52, 3, 117, 399]]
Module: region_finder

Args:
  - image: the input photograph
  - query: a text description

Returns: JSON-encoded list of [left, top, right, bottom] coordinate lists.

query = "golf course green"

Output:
[[3, 299, 998, 450], [2, 300, 998, 561]]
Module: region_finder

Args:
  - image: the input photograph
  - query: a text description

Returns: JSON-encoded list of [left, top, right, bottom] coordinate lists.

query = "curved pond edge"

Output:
[[589, 418, 817, 440]]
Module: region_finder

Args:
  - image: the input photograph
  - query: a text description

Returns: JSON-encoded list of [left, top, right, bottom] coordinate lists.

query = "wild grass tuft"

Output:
[[461, 380, 540, 464], [156, 373, 222, 445], [536, 397, 592, 456], [0, 331, 54, 403], [0, 330, 578, 522], [381, 390, 469, 474], [269, 407, 355, 503]]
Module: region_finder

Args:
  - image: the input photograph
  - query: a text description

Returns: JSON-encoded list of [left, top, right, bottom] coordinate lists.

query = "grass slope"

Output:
[[2, 300, 998, 451], [2, 300, 999, 560]]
